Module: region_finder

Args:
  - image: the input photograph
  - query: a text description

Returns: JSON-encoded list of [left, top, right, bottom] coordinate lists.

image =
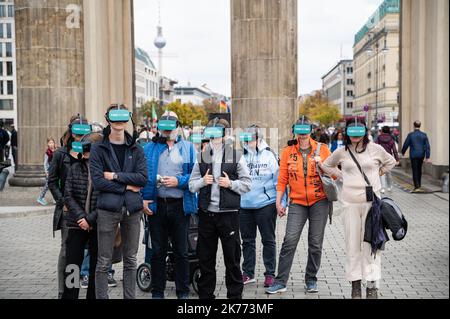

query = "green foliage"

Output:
[[299, 91, 342, 127]]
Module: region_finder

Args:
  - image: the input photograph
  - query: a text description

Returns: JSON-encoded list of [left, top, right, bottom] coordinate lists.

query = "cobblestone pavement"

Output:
[[0, 183, 448, 299]]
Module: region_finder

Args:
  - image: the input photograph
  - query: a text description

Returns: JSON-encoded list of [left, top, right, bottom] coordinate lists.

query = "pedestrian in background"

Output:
[[330, 131, 345, 153], [37, 137, 58, 206], [376, 126, 400, 193], [0, 121, 10, 163], [10, 124, 17, 167], [401, 121, 431, 193]]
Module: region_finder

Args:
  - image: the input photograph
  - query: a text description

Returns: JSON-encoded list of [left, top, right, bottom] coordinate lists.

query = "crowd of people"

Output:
[[38, 103, 430, 300]]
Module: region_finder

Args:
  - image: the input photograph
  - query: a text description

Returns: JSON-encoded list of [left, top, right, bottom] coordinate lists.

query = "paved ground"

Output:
[[0, 175, 448, 300]]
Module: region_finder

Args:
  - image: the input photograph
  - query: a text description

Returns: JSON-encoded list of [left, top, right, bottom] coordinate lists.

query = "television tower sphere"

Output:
[[154, 26, 166, 49]]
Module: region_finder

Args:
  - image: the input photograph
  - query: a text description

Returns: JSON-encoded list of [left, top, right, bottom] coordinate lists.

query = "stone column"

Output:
[[400, 0, 449, 179], [10, 0, 135, 187], [83, 0, 135, 123], [231, 0, 298, 152], [10, 0, 85, 187]]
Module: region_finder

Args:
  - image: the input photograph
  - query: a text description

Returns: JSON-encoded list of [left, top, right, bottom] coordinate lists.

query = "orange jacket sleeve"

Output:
[[277, 147, 289, 193]]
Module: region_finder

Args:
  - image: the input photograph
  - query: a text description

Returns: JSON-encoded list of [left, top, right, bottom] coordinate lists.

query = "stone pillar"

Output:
[[231, 0, 298, 152], [10, 0, 135, 187], [400, 0, 449, 179], [83, 0, 135, 123], [9, 0, 85, 187]]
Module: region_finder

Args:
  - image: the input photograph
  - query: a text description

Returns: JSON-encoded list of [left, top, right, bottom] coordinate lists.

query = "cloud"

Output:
[[134, 0, 383, 97]]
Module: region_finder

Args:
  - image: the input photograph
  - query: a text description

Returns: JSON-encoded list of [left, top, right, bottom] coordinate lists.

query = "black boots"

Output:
[[366, 287, 378, 299], [351, 280, 362, 299]]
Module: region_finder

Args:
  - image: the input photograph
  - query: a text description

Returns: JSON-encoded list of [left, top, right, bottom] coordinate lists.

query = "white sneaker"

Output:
[[380, 189, 385, 194]]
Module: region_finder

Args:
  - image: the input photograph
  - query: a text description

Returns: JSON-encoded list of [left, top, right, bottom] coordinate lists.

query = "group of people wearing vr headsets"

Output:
[[48, 103, 396, 300]]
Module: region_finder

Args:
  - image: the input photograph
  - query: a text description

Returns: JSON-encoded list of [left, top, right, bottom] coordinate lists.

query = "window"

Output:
[[7, 81, 13, 95], [347, 91, 353, 97], [347, 79, 353, 85], [0, 62, 2, 76], [6, 23, 11, 38], [347, 102, 353, 109], [6, 62, 12, 76], [6, 43, 12, 57], [368, 88, 372, 93], [347, 67, 353, 74], [0, 99, 13, 110], [367, 72, 372, 79], [0, 23, 3, 38], [0, 81, 3, 95], [0, 6, 5, 18], [8, 5, 13, 18]]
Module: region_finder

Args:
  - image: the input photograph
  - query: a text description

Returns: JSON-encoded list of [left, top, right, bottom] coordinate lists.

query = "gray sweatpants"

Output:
[[275, 200, 330, 285], [96, 208, 142, 299]]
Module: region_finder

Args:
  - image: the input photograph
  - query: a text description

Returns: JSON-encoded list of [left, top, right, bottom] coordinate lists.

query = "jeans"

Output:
[[62, 229, 97, 299], [81, 249, 114, 277], [275, 200, 330, 285], [411, 158, 425, 189], [197, 211, 243, 299], [148, 199, 190, 298], [96, 208, 142, 299], [240, 203, 277, 278]]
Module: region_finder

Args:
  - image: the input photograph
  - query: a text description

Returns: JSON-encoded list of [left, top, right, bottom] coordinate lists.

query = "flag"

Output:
[[219, 100, 227, 113], [151, 103, 158, 126]]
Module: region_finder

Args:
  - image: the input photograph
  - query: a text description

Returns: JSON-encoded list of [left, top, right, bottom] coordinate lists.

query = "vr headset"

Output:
[[239, 132, 256, 142], [191, 134, 203, 144], [293, 116, 312, 135], [203, 126, 224, 139], [72, 138, 92, 154], [107, 109, 131, 123], [158, 116, 179, 131], [346, 118, 367, 137]]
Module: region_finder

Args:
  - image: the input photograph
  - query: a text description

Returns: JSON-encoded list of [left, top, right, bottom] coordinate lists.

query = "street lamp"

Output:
[[365, 32, 389, 129]]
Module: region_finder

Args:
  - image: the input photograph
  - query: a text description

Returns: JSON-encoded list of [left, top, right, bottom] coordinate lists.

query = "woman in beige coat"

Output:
[[315, 118, 396, 299]]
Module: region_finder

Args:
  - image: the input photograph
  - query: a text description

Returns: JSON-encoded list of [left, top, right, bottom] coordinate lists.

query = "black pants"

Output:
[[148, 198, 190, 298], [62, 228, 98, 299], [411, 158, 425, 189], [197, 211, 243, 299]]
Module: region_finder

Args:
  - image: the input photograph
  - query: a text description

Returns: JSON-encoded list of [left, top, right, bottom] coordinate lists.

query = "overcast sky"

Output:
[[134, 0, 383, 96]]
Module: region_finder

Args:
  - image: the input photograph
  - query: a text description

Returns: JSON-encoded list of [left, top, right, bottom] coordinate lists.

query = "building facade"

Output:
[[160, 76, 178, 106], [400, 0, 449, 179], [135, 47, 159, 109], [322, 60, 354, 117], [174, 85, 212, 105], [0, 0, 16, 128], [353, 0, 400, 128]]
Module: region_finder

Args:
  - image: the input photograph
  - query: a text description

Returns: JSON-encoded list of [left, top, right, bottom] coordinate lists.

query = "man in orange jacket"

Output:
[[266, 116, 332, 295]]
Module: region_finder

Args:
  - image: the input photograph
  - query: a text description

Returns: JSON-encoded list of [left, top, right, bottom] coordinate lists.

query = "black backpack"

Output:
[[380, 197, 408, 241]]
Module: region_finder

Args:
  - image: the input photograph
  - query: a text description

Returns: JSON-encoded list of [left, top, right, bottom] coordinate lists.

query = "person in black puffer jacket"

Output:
[[62, 132, 102, 300]]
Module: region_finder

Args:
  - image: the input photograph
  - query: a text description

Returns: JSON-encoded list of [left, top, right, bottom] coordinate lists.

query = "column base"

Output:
[[8, 165, 46, 187]]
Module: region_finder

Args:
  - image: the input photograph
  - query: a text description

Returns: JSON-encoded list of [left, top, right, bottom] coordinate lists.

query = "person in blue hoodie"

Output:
[[141, 111, 197, 299], [239, 125, 285, 288]]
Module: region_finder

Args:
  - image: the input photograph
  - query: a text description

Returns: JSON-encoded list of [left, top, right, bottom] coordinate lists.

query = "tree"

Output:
[[162, 101, 208, 127], [299, 91, 342, 127]]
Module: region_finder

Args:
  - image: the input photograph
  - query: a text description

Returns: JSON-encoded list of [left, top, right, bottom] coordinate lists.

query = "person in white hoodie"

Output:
[[239, 125, 286, 288]]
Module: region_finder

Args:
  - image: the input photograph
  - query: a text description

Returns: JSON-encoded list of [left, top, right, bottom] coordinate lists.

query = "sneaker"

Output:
[[108, 273, 117, 287], [305, 281, 319, 293], [242, 274, 256, 285], [264, 276, 275, 288], [366, 287, 378, 299], [37, 198, 47, 206], [380, 188, 385, 194], [351, 280, 362, 299], [387, 188, 393, 192], [265, 283, 287, 294], [80, 276, 89, 289]]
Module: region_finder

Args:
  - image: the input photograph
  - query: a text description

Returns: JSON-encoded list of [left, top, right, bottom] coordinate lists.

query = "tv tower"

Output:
[[154, 0, 166, 82]]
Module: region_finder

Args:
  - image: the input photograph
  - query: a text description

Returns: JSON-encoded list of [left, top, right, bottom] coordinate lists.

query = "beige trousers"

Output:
[[342, 202, 381, 283]]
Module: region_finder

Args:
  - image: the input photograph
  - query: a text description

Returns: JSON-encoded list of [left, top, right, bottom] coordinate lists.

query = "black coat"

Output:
[[89, 131, 148, 214], [64, 158, 99, 229], [48, 146, 72, 232]]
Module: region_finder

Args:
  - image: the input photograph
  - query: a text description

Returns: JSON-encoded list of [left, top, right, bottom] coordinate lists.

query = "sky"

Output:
[[134, 0, 384, 97]]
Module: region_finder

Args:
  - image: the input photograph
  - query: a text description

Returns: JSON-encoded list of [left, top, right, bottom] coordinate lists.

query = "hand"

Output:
[[425, 159, 432, 164], [126, 185, 141, 193], [203, 169, 214, 186], [161, 176, 179, 188], [219, 172, 231, 189], [277, 204, 286, 218], [104, 172, 115, 181], [396, 161, 400, 166], [314, 156, 322, 164], [143, 200, 154, 216], [78, 218, 90, 231]]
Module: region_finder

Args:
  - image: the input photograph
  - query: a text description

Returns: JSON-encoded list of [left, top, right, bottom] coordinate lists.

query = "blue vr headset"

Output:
[[203, 127, 224, 139], [346, 118, 367, 137], [108, 109, 131, 123], [191, 134, 203, 143], [293, 116, 312, 135], [239, 132, 256, 142]]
